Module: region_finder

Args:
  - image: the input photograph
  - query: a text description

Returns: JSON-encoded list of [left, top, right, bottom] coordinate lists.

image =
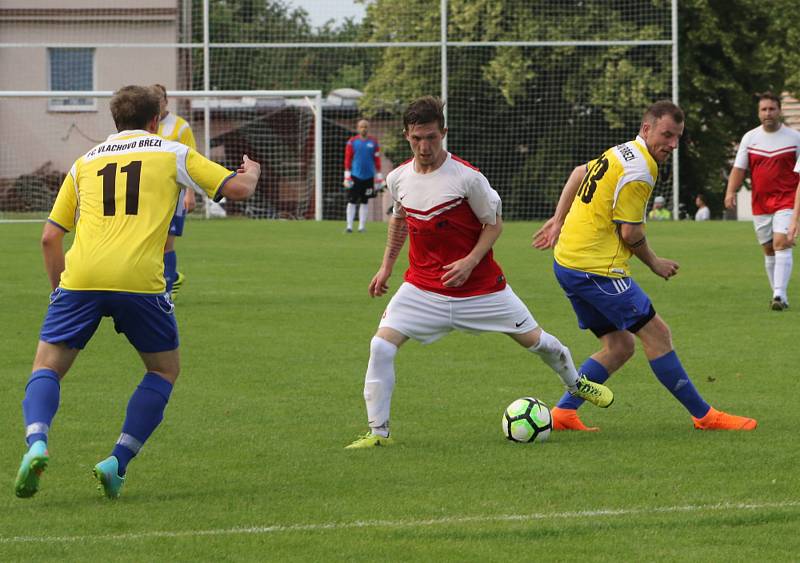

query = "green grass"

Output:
[[1, 219, 798, 561]]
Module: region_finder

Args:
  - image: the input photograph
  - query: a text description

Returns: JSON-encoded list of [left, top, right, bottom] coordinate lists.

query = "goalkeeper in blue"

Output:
[[14, 85, 260, 499]]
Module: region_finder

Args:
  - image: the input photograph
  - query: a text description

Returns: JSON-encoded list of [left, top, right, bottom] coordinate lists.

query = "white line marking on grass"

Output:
[[2, 500, 799, 545]]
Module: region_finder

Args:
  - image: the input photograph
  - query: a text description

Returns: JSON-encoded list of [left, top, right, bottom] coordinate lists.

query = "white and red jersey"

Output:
[[734, 124, 800, 214], [386, 152, 506, 297]]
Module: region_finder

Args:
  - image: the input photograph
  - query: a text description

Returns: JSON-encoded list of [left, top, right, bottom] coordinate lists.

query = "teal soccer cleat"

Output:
[[15, 440, 49, 498], [93, 456, 125, 499]]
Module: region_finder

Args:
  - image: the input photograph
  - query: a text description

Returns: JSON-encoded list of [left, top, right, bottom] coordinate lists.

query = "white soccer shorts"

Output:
[[378, 282, 539, 344], [753, 209, 793, 245]]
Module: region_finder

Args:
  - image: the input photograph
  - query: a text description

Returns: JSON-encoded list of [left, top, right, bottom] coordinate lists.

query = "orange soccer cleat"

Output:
[[692, 407, 757, 431], [551, 407, 600, 432]]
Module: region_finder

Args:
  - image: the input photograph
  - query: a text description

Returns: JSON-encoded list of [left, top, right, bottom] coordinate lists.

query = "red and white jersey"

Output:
[[734, 124, 800, 214], [386, 152, 506, 297]]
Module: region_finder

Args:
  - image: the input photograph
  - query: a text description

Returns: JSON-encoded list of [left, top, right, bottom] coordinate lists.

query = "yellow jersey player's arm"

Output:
[[532, 162, 589, 250], [43, 167, 79, 290], [181, 149, 261, 201], [614, 181, 679, 280]]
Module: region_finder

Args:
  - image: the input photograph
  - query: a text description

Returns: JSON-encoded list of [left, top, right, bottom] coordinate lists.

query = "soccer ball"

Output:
[[502, 397, 552, 443]]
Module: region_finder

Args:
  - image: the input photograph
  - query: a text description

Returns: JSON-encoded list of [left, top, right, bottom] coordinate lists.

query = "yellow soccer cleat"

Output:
[[570, 375, 614, 408], [344, 431, 394, 449]]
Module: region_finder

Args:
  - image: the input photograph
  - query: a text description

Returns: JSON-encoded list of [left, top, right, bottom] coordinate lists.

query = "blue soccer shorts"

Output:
[[169, 188, 188, 237], [553, 261, 655, 337], [40, 289, 179, 353]]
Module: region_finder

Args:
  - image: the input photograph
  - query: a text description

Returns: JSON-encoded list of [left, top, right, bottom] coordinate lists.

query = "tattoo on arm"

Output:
[[629, 236, 647, 249], [386, 219, 408, 261]]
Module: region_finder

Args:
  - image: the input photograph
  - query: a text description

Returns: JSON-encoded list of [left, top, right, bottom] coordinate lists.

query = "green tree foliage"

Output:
[[193, 0, 373, 92], [679, 0, 800, 214], [359, 0, 673, 218], [198, 0, 800, 218]]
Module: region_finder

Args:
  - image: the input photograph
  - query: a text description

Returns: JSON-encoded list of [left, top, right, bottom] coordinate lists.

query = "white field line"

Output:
[[2, 500, 799, 545]]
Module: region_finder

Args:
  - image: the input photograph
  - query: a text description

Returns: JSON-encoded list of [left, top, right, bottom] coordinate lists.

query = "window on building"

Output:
[[48, 48, 96, 111]]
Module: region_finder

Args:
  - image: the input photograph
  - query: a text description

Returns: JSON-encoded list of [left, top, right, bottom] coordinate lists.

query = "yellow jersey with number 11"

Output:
[[48, 130, 234, 293], [554, 135, 658, 278]]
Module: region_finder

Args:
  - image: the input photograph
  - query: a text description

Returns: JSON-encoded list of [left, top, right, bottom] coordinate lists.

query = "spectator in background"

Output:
[[648, 195, 671, 221], [343, 119, 383, 233], [694, 194, 710, 221]]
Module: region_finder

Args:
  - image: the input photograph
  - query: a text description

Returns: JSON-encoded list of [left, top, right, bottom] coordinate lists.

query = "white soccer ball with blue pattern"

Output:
[[502, 397, 552, 443]]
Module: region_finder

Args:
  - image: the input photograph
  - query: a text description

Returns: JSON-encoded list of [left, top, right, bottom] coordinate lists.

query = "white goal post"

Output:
[[0, 89, 323, 222]]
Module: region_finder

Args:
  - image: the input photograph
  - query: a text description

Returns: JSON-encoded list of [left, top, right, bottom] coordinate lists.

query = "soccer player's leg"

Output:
[[346, 283, 448, 448], [17, 291, 98, 498], [357, 178, 373, 232], [345, 182, 365, 233], [754, 215, 777, 306], [771, 211, 794, 310], [346, 329, 404, 449], [635, 314, 756, 431], [164, 191, 187, 298], [549, 264, 643, 428], [96, 293, 180, 498]]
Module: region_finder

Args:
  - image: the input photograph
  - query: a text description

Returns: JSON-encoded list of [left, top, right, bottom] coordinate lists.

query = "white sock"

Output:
[[346, 203, 356, 230], [528, 330, 579, 390], [358, 203, 369, 230], [773, 249, 793, 302], [765, 255, 776, 292], [364, 336, 397, 436]]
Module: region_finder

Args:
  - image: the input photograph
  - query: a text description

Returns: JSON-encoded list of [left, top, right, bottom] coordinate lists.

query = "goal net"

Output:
[[0, 90, 321, 222], [0, 1, 676, 222]]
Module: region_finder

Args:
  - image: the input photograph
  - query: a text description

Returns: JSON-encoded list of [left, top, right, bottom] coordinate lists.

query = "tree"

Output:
[[679, 0, 800, 215], [359, 0, 672, 218]]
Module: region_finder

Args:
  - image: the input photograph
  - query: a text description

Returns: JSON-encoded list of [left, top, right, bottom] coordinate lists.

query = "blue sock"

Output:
[[556, 358, 610, 410], [112, 372, 173, 476], [649, 351, 710, 418], [164, 250, 177, 292], [22, 369, 61, 446]]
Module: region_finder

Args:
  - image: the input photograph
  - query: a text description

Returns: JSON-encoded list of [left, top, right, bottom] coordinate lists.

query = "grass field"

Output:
[[1, 219, 798, 561]]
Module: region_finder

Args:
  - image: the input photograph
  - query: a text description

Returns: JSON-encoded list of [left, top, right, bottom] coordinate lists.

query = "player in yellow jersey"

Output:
[[14, 85, 260, 500], [533, 100, 756, 433], [152, 84, 196, 299]]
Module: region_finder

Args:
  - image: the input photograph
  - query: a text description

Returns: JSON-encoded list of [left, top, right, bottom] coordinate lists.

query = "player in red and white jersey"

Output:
[[345, 96, 614, 449], [725, 92, 800, 310]]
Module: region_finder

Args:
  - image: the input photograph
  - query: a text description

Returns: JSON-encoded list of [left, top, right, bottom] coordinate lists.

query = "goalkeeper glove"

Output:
[[343, 170, 354, 189], [375, 172, 385, 192]]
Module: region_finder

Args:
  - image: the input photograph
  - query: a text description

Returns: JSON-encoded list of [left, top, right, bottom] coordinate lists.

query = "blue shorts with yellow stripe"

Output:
[[553, 261, 655, 337]]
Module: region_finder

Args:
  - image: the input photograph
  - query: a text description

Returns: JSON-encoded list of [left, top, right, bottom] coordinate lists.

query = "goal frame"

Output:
[[0, 89, 323, 222]]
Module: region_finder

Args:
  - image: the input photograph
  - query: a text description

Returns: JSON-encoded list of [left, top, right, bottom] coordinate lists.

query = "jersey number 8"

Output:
[[577, 156, 609, 204]]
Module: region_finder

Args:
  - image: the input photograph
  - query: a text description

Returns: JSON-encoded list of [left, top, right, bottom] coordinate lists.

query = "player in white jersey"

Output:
[[345, 96, 614, 449], [725, 92, 800, 310]]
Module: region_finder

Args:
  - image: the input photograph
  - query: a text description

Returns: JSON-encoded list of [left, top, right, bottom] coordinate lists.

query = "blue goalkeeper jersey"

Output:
[[345, 136, 381, 180]]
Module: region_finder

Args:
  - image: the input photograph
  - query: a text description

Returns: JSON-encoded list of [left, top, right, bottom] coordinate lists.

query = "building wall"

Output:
[[0, 2, 180, 178]]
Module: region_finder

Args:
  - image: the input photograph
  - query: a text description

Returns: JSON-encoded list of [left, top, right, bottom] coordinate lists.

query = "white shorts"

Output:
[[378, 282, 539, 344], [753, 209, 793, 245]]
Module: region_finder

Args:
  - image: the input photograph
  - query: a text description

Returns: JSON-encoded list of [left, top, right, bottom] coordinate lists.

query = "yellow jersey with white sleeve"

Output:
[[555, 136, 657, 278], [48, 130, 234, 293], [157, 112, 196, 150]]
